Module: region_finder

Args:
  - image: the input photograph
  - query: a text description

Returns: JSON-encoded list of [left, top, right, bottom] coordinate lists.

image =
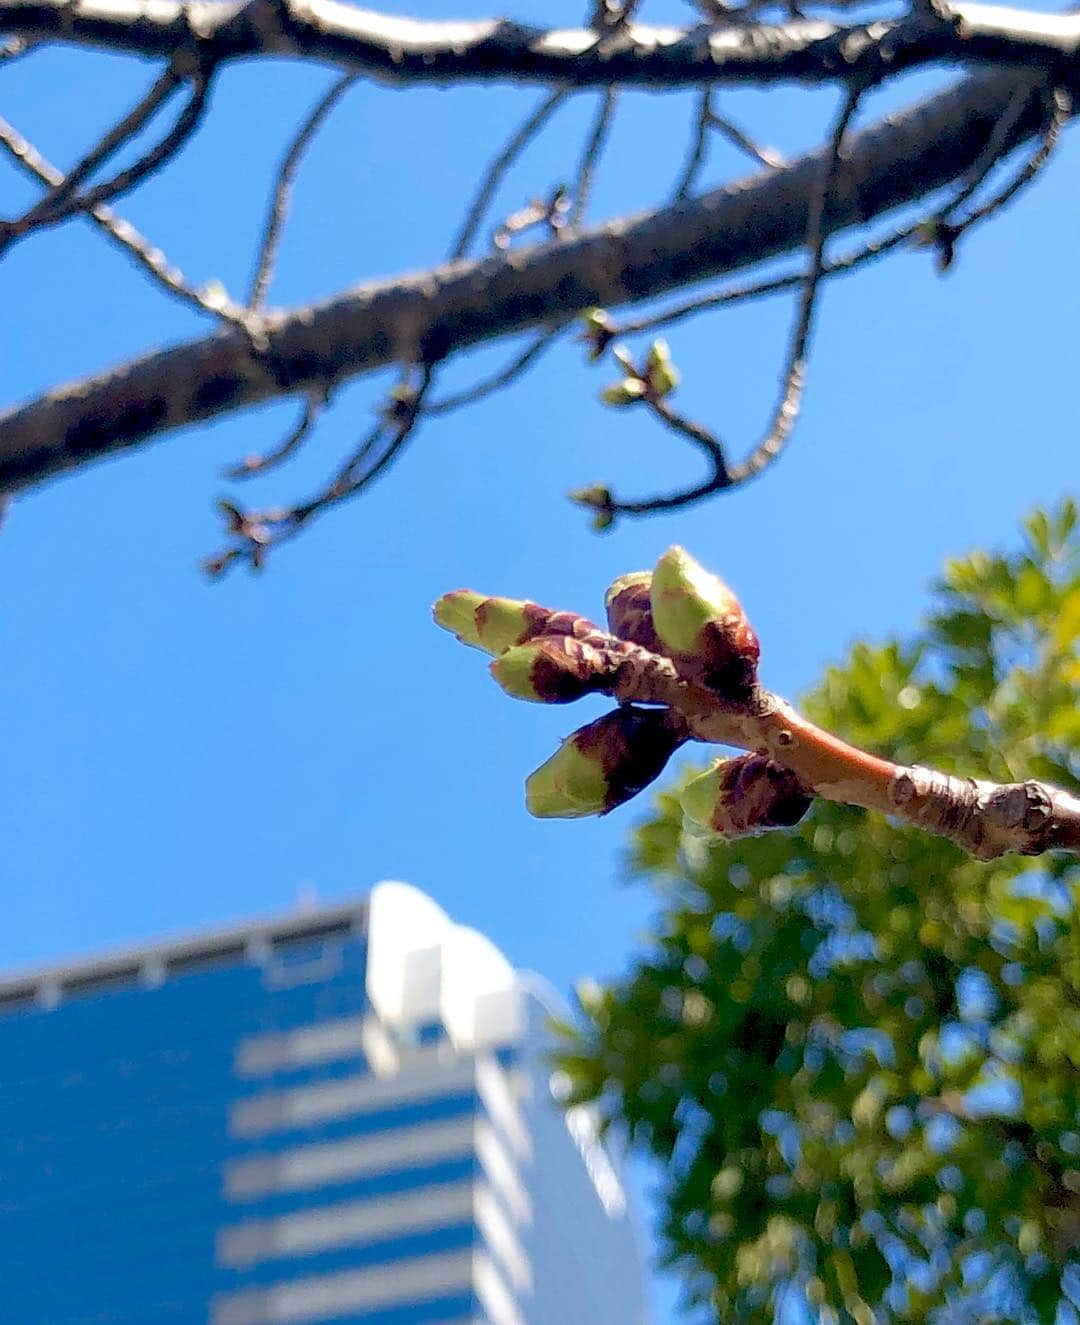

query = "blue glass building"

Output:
[[0, 884, 647, 1325]]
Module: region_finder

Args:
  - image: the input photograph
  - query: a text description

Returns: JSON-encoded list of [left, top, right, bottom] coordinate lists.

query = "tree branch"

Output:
[[3, 0, 1080, 88], [434, 563, 1080, 859], [0, 67, 1071, 494]]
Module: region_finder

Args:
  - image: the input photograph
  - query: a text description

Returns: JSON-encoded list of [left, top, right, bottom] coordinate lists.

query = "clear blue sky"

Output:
[[0, 9, 1076, 1319]]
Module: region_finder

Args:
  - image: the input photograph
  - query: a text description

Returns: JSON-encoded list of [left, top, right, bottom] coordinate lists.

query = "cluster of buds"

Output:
[[599, 340, 679, 408], [434, 547, 814, 837]]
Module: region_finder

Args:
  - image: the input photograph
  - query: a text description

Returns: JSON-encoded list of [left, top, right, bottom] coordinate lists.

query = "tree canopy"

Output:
[[558, 502, 1080, 1323]]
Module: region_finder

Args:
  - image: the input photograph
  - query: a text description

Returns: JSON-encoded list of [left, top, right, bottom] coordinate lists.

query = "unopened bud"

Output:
[[434, 591, 602, 656], [580, 308, 616, 361], [644, 340, 679, 397], [600, 377, 647, 407], [491, 636, 608, 704], [651, 546, 760, 698], [526, 705, 686, 818], [681, 754, 811, 838], [604, 571, 663, 653]]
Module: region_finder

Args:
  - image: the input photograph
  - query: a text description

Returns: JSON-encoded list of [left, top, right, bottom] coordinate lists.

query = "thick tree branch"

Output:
[[3, 0, 1080, 88], [0, 67, 1071, 494]]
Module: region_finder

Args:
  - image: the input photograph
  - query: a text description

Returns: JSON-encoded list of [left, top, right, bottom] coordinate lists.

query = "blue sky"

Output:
[[0, 10, 1076, 1319]]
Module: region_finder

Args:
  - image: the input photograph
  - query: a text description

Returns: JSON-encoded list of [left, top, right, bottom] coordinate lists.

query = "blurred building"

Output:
[[0, 883, 646, 1325]]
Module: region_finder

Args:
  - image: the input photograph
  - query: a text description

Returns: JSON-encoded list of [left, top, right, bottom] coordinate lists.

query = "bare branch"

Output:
[[222, 386, 327, 478], [2, 65, 180, 240], [424, 331, 560, 415], [0, 69, 1070, 497], [727, 80, 863, 485], [706, 105, 785, 169], [568, 88, 618, 229], [0, 70, 213, 255], [595, 80, 862, 517], [0, 114, 252, 328], [449, 88, 568, 260], [207, 365, 434, 574], [672, 88, 714, 200], [248, 72, 357, 311], [4, 0, 1080, 90]]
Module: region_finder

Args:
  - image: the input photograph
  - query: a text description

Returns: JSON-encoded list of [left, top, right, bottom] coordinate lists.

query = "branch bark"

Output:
[[609, 646, 1080, 859], [0, 67, 1070, 495], [3, 0, 1080, 87]]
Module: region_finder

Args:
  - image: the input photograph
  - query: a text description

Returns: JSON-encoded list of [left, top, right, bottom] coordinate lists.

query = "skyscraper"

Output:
[[0, 884, 647, 1325]]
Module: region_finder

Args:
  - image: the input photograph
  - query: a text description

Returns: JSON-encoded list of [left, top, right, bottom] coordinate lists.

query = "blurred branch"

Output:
[[0, 68, 213, 254], [247, 72, 357, 311], [4, 0, 1080, 89], [0, 114, 252, 328], [0, 67, 1071, 502]]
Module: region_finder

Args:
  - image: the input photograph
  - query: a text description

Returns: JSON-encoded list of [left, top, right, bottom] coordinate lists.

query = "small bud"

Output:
[[912, 218, 957, 273], [600, 377, 647, 407], [644, 339, 679, 397], [650, 546, 760, 697], [680, 754, 812, 839], [526, 705, 686, 818], [604, 571, 663, 653], [580, 308, 616, 361], [491, 636, 608, 704], [200, 279, 230, 311], [569, 484, 613, 521], [592, 508, 615, 533], [434, 592, 602, 656], [434, 591, 531, 655]]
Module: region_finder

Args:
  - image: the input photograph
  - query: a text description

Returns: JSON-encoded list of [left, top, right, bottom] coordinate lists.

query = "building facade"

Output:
[[0, 884, 647, 1325]]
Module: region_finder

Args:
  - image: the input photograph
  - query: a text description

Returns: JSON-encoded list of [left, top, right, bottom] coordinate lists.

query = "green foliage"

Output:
[[559, 502, 1080, 1324]]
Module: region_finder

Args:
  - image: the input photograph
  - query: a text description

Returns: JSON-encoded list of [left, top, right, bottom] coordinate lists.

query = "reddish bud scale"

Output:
[[519, 606, 604, 644], [575, 706, 687, 812], [605, 579, 664, 654], [687, 616, 761, 699], [691, 754, 812, 837], [491, 635, 611, 704]]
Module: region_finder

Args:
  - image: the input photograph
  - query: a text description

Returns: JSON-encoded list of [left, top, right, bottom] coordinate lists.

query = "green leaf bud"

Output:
[[644, 339, 679, 397], [651, 546, 761, 697], [526, 705, 686, 818], [434, 592, 603, 657], [433, 590, 534, 655], [600, 377, 647, 407]]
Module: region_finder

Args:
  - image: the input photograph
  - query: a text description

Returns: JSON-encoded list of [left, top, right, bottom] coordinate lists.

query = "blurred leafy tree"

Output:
[[558, 501, 1080, 1324]]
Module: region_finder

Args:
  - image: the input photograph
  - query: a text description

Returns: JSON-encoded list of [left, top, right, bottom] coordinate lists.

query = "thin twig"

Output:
[[4, 66, 179, 236], [0, 114, 251, 329], [449, 89, 568, 261], [207, 365, 435, 575], [424, 331, 560, 415], [586, 77, 1062, 521], [596, 84, 863, 518], [0, 72, 212, 254], [672, 89, 714, 200], [567, 88, 618, 230], [707, 107, 785, 170], [728, 82, 863, 485], [248, 73, 357, 311], [223, 389, 328, 479], [957, 84, 1070, 232]]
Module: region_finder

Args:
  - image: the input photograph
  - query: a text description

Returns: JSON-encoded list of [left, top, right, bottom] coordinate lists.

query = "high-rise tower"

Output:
[[0, 884, 646, 1325]]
